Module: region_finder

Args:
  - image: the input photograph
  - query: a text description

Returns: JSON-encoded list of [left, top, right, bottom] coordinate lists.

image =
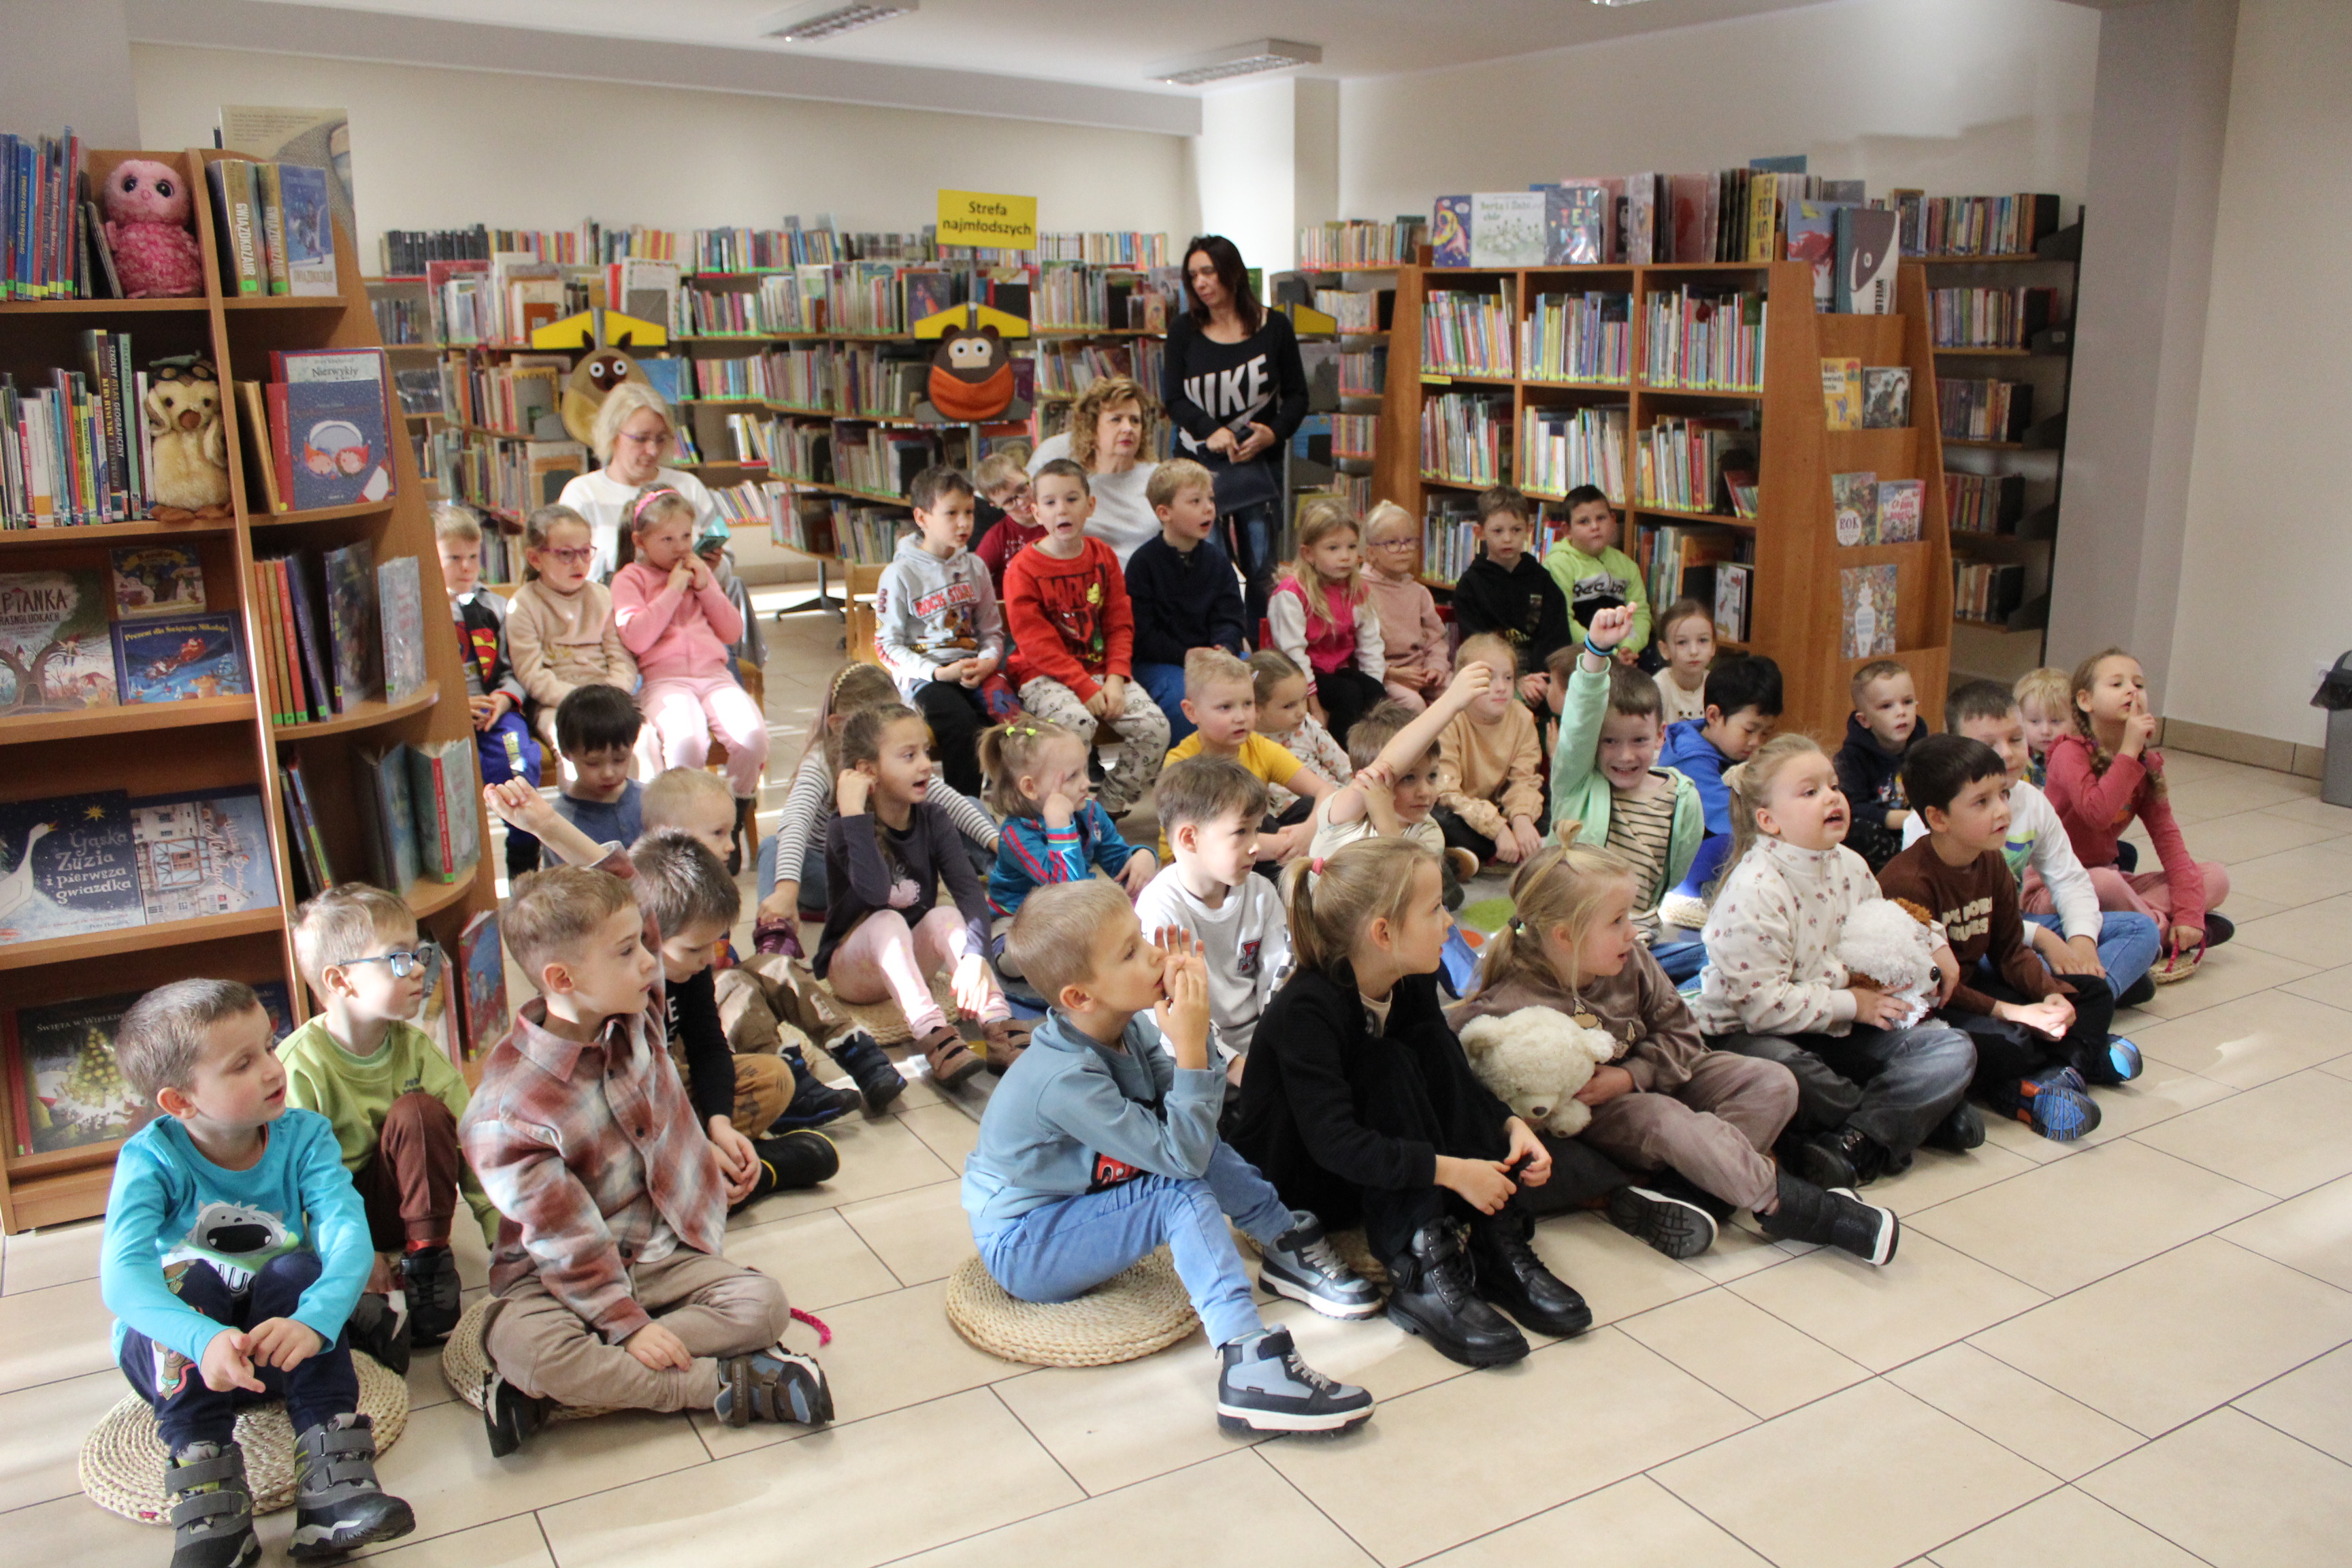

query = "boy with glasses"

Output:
[[279, 884, 500, 1355]]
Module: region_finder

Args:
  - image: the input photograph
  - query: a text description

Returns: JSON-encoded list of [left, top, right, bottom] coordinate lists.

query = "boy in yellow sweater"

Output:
[[278, 884, 497, 1354], [1433, 632, 1548, 866]]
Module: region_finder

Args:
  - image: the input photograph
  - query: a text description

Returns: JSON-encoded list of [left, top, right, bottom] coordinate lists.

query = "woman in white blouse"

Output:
[[1024, 376, 1162, 567], [558, 382, 721, 581]]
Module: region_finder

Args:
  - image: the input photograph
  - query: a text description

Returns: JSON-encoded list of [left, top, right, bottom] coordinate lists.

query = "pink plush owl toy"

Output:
[[102, 159, 204, 299]]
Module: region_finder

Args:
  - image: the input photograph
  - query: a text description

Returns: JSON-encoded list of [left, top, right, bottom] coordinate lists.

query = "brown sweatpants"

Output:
[[1575, 1051, 1799, 1212], [484, 1249, 791, 1412], [353, 1091, 462, 1252], [673, 1050, 795, 1135]]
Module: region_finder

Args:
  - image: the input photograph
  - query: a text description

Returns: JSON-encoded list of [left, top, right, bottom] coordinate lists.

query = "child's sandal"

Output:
[[915, 1024, 984, 1088], [2149, 936, 2205, 985], [979, 1017, 1033, 1075]]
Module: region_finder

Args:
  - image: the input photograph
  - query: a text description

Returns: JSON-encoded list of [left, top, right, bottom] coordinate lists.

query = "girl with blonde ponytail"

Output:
[[1688, 735, 1976, 1200], [1230, 840, 1595, 1369], [1453, 829, 1897, 1266]]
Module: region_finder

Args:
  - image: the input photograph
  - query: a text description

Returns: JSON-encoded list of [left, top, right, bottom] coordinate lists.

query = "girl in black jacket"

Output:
[[1231, 838, 1592, 1366]]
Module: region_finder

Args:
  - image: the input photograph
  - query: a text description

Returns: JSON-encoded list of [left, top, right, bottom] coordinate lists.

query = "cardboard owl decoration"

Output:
[[917, 325, 1028, 423], [531, 306, 670, 446], [561, 348, 651, 446]]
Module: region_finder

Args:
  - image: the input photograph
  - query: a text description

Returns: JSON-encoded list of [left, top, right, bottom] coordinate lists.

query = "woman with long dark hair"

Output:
[[1162, 235, 1309, 636]]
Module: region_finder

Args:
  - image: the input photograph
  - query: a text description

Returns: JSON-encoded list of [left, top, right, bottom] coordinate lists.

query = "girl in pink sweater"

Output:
[[1362, 500, 1450, 713], [2045, 648, 2231, 983], [1267, 497, 1387, 745], [612, 488, 770, 801]]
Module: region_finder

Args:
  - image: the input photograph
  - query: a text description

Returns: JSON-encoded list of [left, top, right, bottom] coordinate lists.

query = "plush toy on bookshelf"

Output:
[[98, 159, 202, 299], [144, 357, 232, 521]]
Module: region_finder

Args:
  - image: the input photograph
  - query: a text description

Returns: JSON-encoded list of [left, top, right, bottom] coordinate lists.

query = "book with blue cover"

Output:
[[272, 347, 393, 510], [113, 614, 251, 704], [0, 791, 142, 945], [1429, 196, 1471, 268], [277, 163, 338, 296], [110, 545, 207, 619], [126, 787, 279, 923]]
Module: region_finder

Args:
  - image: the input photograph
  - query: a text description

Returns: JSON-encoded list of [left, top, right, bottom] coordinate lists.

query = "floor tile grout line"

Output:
[[2208, 1228, 2352, 1298], [1910, 1480, 2223, 1568], [981, 1380, 1101, 1499], [2226, 1401, 2352, 1473]]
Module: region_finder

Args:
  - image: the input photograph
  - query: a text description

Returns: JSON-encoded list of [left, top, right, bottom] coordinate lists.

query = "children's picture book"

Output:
[[275, 348, 393, 510], [1469, 193, 1546, 268], [1877, 479, 1925, 544], [253, 980, 297, 1043], [1820, 357, 1863, 431], [1835, 207, 1901, 314], [376, 554, 427, 704], [1841, 564, 1899, 658], [321, 538, 385, 709], [112, 615, 251, 704], [276, 163, 337, 295], [0, 793, 142, 945], [5, 990, 152, 1156], [1785, 200, 1853, 309], [1544, 184, 1610, 265], [457, 910, 508, 1062], [1429, 196, 1471, 267], [355, 745, 421, 892], [408, 738, 482, 883], [127, 788, 279, 924], [1831, 471, 1880, 547], [1862, 365, 1912, 429], [0, 570, 117, 713], [1714, 562, 1752, 642], [110, 546, 207, 619]]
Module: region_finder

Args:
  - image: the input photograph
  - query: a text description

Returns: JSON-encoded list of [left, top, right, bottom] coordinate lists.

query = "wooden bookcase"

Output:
[[1373, 255, 1954, 739], [0, 148, 496, 1233]]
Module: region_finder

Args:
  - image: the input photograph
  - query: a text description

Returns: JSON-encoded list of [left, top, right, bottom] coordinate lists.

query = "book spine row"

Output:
[[1935, 378, 2033, 442], [1329, 414, 1378, 462], [1520, 291, 1633, 386], [1643, 287, 1767, 392], [1, 130, 86, 301], [1338, 350, 1388, 398], [1954, 560, 2026, 622], [1945, 471, 2025, 534], [1422, 287, 1516, 377], [0, 338, 156, 528], [1898, 194, 2062, 258], [1419, 391, 1508, 488], [1930, 286, 2061, 349], [1519, 404, 1628, 502], [1296, 220, 1426, 270]]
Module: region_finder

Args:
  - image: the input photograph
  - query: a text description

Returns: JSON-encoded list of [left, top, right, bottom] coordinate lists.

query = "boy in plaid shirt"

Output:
[[459, 866, 833, 1456]]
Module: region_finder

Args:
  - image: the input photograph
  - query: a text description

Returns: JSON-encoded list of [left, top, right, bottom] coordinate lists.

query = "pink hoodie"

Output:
[[610, 560, 745, 682]]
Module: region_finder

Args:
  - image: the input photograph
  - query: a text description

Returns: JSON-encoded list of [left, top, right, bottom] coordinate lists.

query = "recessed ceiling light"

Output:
[[1147, 39, 1322, 86], [759, 1, 919, 42], [1589, 0, 1658, 7]]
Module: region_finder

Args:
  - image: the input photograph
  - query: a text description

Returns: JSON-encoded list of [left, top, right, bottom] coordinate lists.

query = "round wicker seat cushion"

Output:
[[438, 1296, 615, 1420], [944, 1247, 1198, 1367], [80, 1352, 408, 1525]]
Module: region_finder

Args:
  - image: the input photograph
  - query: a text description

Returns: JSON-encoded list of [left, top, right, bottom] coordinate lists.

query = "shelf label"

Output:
[[937, 189, 1038, 250], [1420, 373, 1452, 386]]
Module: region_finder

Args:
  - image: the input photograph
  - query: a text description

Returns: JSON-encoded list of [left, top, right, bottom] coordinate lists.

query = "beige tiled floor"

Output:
[[7, 608, 2351, 1567]]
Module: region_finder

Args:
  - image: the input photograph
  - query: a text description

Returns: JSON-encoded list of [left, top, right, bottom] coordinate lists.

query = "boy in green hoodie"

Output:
[[1543, 485, 1652, 664]]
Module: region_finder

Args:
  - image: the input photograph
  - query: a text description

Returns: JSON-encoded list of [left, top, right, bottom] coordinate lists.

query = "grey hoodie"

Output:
[[962, 1007, 1226, 1236], [872, 536, 1005, 698]]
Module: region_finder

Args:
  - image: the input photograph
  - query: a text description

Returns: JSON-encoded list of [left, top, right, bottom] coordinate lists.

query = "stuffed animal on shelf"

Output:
[[145, 358, 231, 520], [1837, 898, 1941, 1028], [101, 159, 204, 299], [1458, 1007, 1620, 1138]]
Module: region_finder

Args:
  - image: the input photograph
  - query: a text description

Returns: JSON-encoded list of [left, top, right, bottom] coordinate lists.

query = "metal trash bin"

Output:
[[2314, 654, 2352, 808]]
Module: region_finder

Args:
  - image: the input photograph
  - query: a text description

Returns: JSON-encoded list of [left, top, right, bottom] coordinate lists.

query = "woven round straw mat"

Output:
[[438, 1296, 616, 1420], [80, 1352, 409, 1525], [945, 1248, 1199, 1367]]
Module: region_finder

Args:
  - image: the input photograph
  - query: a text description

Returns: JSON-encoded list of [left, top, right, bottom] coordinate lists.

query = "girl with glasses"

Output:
[[505, 502, 639, 766]]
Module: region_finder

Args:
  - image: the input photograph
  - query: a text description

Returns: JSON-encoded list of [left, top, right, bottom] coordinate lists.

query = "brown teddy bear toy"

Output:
[[146, 358, 231, 521]]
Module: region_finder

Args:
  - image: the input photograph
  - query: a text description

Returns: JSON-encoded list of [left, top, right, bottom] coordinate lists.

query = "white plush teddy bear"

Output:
[[1836, 898, 1942, 1028], [1458, 1007, 1622, 1137]]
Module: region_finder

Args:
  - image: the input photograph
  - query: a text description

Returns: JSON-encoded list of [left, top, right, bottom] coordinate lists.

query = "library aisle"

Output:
[[3, 600, 2349, 1568]]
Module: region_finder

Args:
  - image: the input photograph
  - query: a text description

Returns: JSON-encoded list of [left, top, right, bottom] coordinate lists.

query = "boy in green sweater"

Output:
[[1542, 485, 1652, 665], [279, 884, 497, 1354]]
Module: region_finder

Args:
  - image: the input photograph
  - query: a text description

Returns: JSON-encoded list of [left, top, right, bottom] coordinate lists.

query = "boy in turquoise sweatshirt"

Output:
[[1542, 485, 1652, 664], [101, 979, 415, 1568], [962, 879, 1375, 1435]]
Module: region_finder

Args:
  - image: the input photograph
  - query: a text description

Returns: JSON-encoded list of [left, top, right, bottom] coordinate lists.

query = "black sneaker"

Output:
[[288, 1415, 414, 1558], [1797, 1124, 1889, 1190], [1605, 1185, 1719, 1260], [1258, 1213, 1383, 1319], [757, 1130, 840, 1192], [1467, 1211, 1591, 1339], [1757, 1169, 1899, 1266], [769, 1049, 859, 1128], [1384, 1220, 1529, 1368], [345, 1290, 410, 1376], [828, 1031, 906, 1113], [481, 1370, 552, 1459], [2117, 972, 2158, 1009], [716, 1345, 834, 1427], [164, 1440, 261, 1568], [2105, 1036, 2144, 1083], [1924, 1099, 1986, 1153], [1215, 1326, 1374, 1436], [2202, 911, 2234, 948], [402, 1245, 462, 1347]]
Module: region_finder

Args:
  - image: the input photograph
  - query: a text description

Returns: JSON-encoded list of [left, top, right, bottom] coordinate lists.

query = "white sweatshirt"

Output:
[[1899, 777, 2100, 942], [1692, 835, 1886, 1039], [1132, 864, 1292, 1058], [872, 535, 1005, 696]]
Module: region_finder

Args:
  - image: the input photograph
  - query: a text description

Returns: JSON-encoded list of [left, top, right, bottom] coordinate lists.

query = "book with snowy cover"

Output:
[[0, 792, 142, 945], [127, 787, 280, 924], [0, 570, 117, 713], [1469, 193, 1545, 268], [376, 554, 427, 704], [1840, 565, 1899, 658], [110, 545, 207, 619], [114, 615, 251, 704], [5, 990, 152, 1156]]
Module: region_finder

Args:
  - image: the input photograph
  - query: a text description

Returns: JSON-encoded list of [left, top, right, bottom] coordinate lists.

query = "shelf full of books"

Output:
[[0, 144, 498, 1231]]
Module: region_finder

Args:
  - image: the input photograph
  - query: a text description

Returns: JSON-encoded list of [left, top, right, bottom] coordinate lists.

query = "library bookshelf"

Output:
[[1373, 255, 1954, 740], [0, 148, 496, 1233]]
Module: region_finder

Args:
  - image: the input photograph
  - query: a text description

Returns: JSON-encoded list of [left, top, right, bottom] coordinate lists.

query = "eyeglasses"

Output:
[[992, 486, 1031, 504], [340, 943, 441, 979], [615, 429, 671, 446], [1369, 536, 1418, 551], [544, 546, 595, 564]]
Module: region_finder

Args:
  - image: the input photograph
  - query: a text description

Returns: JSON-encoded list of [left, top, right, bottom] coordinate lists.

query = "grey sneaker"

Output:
[[1258, 1213, 1382, 1320], [288, 1414, 414, 1558], [164, 1440, 260, 1568], [1215, 1326, 1374, 1436], [715, 1344, 834, 1428]]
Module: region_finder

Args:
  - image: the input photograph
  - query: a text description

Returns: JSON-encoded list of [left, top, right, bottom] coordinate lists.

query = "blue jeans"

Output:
[[117, 1252, 359, 1450], [2027, 911, 2161, 1000], [978, 1142, 1293, 1348], [1652, 934, 1708, 983], [1224, 499, 1283, 640], [1133, 660, 1193, 744], [1711, 1022, 1975, 1168]]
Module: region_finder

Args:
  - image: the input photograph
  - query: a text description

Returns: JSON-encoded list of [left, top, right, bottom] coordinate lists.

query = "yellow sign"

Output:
[[936, 189, 1038, 250]]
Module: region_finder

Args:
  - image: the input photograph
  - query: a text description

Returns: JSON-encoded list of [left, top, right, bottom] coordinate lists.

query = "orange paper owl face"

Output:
[[926, 325, 1016, 421]]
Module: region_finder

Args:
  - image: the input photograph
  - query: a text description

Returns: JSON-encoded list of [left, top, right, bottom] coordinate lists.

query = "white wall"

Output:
[[1337, 0, 2100, 226], [130, 44, 1191, 256], [2167, 0, 2352, 745], [1192, 79, 1305, 274]]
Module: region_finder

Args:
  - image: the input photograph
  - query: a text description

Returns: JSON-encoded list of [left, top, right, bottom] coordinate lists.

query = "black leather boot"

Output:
[[1384, 1220, 1529, 1369], [1468, 1209, 1592, 1339]]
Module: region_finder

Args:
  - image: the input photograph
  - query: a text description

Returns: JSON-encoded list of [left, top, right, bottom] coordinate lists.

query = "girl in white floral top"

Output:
[[1249, 648, 1353, 817]]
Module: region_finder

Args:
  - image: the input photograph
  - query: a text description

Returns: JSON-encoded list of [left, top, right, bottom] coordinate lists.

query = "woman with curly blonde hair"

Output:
[[1026, 374, 1161, 566]]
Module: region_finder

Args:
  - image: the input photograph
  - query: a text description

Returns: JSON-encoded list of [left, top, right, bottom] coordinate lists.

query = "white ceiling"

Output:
[[216, 0, 1844, 93]]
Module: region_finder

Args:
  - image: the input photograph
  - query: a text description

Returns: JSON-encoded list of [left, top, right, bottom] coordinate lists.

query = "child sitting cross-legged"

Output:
[[1692, 736, 1980, 1191], [1452, 838, 1898, 1266], [461, 867, 831, 1457], [1235, 839, 1592, 1369], [1655, 653, 1783, 931], [1549, 606, 1708, 979], [875, 464, 1009, 798], [1432, 632, 1548, 868], [103, 980, 416, 1566], [962, 880, 1379, 1434], [1269, 497, 1388, 746], [1247, 649, 1350, 828], [1308, 664, 1497, 910], [981, 713, 1156, 987], [1652, 596, 1714, 727], [552, 683, 647, 849], [1155, 648, 1334, 868], [1126, 457, 1247, 745], [279, 885, 498, 1359], [1879, 736, 2138, 1140], [1834, 658, 1924, 872], [817, 702, 1026, 1086]]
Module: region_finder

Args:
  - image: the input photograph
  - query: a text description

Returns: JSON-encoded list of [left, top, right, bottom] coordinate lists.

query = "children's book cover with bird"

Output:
[[0, 792, 144, 945]]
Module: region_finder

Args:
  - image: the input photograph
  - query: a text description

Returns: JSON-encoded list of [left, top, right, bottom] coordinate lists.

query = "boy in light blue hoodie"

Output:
[[962, 879, 1376, 1436], [1656, 653, 1783, 931]]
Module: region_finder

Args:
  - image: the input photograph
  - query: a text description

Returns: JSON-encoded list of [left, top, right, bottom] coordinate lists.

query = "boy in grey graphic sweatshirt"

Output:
[[873, 466, 1007, 795]]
